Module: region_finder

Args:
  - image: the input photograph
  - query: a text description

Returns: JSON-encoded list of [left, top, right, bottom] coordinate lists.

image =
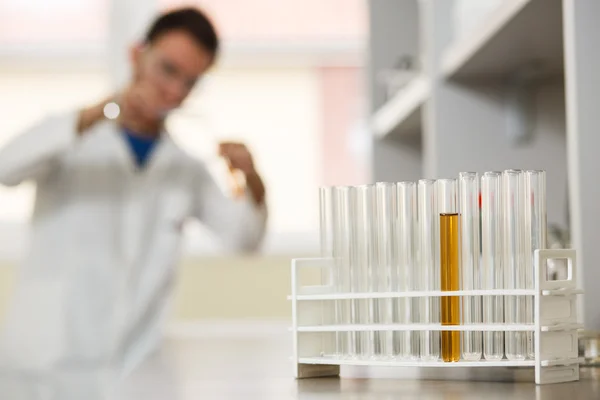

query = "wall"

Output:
[[429, 80, 568, 229], [369, 0, 423, 183], [170, 67, 323, 254], [319, 66, 369, 186], [173, 256, 305, 320], [0, 255, 307, 323]]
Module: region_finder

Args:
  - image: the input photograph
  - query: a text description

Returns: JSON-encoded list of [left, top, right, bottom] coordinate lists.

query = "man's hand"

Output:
[[219, 142, 255, 175], [118, 82, 171, 135], [219, 142, 265, 206], [77, 82, 171, 136]]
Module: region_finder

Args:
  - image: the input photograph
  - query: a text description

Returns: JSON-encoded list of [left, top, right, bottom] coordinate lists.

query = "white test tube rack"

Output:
[[290, 249, 583, 384]]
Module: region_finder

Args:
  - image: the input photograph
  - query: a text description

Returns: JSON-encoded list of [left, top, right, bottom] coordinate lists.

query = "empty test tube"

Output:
[[340, 186, 360, 358], [524, 170, 546, 360], [319, 186, 336, 356], [418, 179, 440, 361], [332, 186, 351, 358], [319, 186, 335, 259], [481, 172, 504, 361], [503, 170, 527, 361], [396, 182, 418, 360], [459, 172, 482, 361], [354, 185, 376, 358], [375, 182, 397, 359]]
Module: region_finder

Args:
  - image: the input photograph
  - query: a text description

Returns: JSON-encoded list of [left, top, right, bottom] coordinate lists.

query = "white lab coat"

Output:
[[0, 112, 267, 376]]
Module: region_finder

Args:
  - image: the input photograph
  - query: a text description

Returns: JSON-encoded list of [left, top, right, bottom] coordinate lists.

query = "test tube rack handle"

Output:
[[290, 249, 583, 385]]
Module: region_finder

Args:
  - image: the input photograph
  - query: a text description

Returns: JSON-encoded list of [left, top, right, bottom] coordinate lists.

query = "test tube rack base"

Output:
[[290, 249, 583, 385]]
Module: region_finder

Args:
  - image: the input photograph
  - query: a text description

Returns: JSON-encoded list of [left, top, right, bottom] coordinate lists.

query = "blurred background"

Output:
[[0, 0, 368, 326], [0, 0, 598, 339]]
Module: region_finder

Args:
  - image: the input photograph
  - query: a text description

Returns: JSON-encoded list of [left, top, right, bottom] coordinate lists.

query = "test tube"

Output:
[[503, 170, 527, 361], [418, 179, 440, 361], [319, 186, 336, 357], [481, 172, 504, 361], [375, 182, 397, 359], [332, 186, 351, 358], [524, 170, 546, 360], [366, 185, 383, 359], [319, 187, 335, 259], [459, 172, 482, 361], [354, 185, 376, 359], [396, 182, 418, 360], [340, 187, 361, 358], [437, 179, 460, 362]]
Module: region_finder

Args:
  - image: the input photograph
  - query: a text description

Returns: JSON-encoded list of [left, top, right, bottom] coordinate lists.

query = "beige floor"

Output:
[[2, 324, 599, 399]]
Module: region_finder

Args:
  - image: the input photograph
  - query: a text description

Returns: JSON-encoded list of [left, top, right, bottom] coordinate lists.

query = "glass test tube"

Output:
[[341, 186, 361, 358], [332, 186, 351, 358], [418, 179, 440, 361], [319, 186, 336, 356], [354, 185, 376, 359], [481, 172, 504, 360], [459, 172, 482, 361], [375, 182, 397, 359], [396, 182, 417, 360], [366, 186, 383, 359], [524, 170, 546, 360], [437, 179, 460, 362], [319, 186, 335, 258], [503, 170, 527, 361]]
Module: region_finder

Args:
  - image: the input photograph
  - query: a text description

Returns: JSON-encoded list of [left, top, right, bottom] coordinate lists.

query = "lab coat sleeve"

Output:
[[0, 112, 78, 186], [191, 162, 267, 253]]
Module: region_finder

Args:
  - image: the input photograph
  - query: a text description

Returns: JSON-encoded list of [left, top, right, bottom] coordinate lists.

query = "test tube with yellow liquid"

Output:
[[437, 179, 460, 362]]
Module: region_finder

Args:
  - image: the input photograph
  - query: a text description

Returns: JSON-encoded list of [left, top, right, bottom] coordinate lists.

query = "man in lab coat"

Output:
[[0, 8, 267, 377]]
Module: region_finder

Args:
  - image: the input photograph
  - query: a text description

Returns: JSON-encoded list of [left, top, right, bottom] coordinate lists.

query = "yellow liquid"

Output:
[[440, 213, 460, 362]]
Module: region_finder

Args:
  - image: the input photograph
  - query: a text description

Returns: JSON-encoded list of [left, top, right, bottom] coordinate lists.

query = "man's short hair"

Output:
[[145, 7, 219, 57]]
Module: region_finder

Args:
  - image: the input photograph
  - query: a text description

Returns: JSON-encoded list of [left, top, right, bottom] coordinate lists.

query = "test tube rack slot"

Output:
[[290, 249, 582, 384]]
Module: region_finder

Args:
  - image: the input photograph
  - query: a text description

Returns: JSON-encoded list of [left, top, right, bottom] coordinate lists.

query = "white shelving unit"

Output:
[[372, 76, 429, 139], [368, 0, 600, 330], [290, 250, 583, 384], [441, 0, 563, 80]]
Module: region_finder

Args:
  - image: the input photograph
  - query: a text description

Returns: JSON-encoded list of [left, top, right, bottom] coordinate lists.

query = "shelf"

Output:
[[540, 323, 583, 332], [540, 358, 582, 367], [542, 288, 584, 296], [372, 76, 429, 139], [292, 289, 536, 301], [299, 357, 536, 368], [442, 0, 563, 81], [296, 323, 535, 333]]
